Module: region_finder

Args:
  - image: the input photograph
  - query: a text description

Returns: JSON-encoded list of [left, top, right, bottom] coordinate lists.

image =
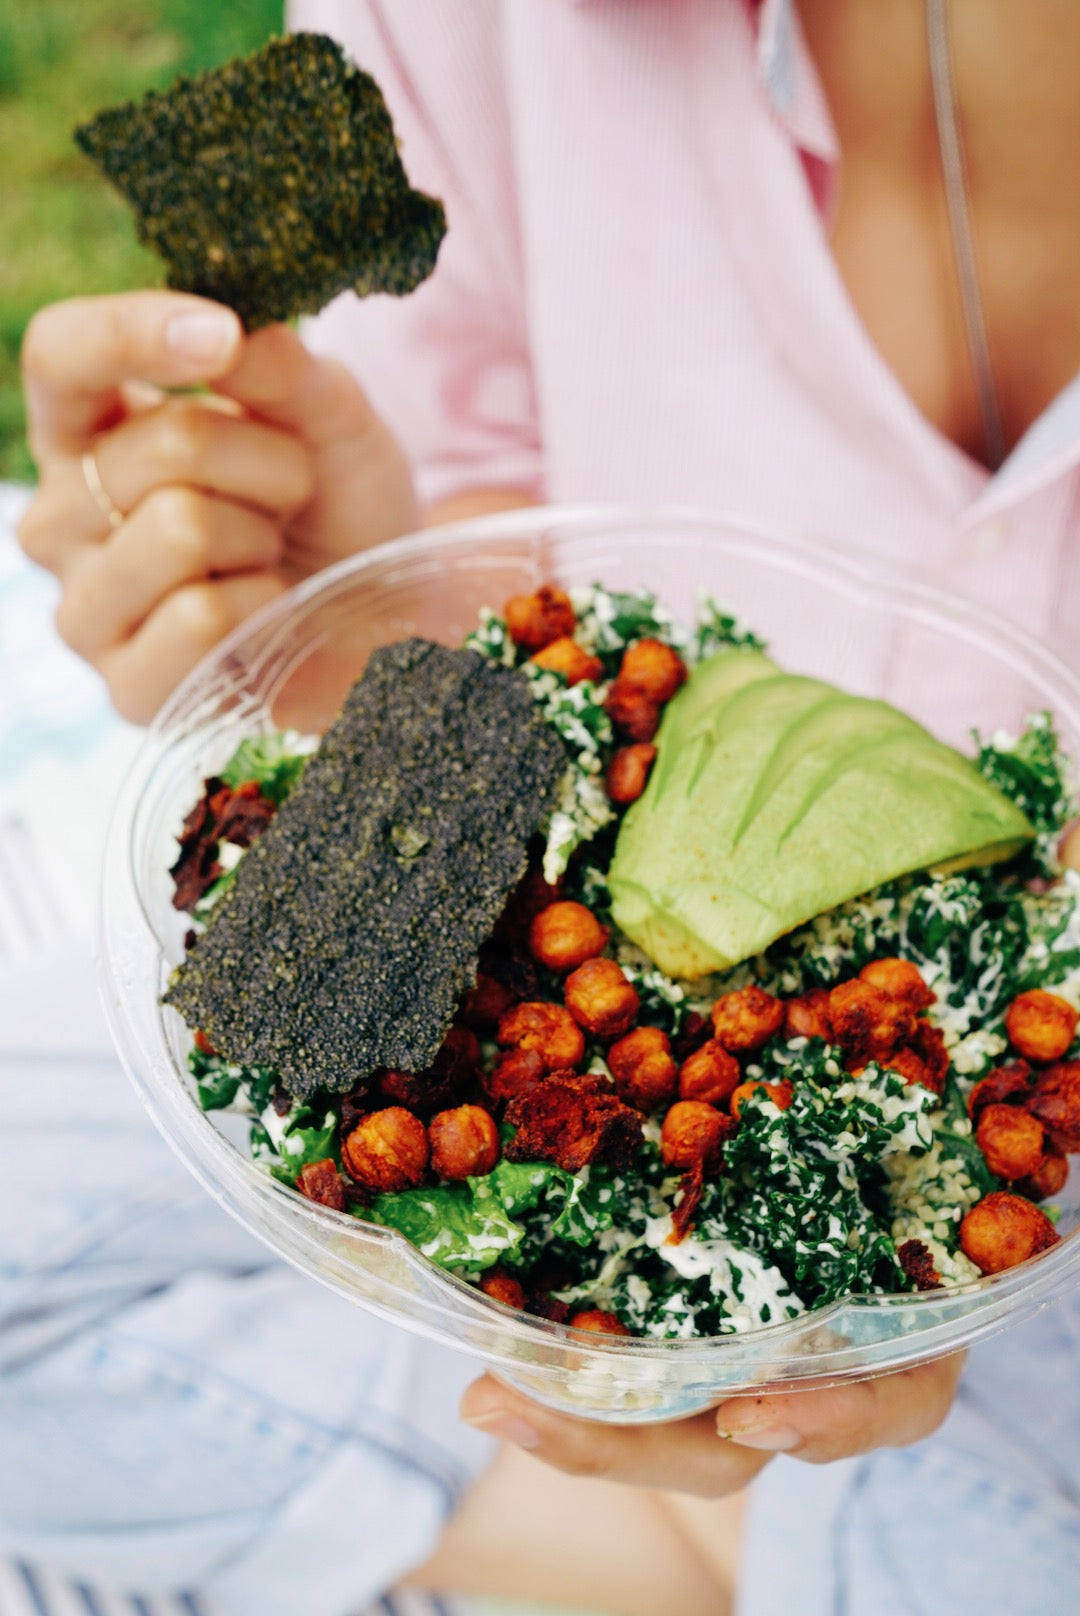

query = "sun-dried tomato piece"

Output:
[[669, 1160, 706, 1243], [504, 1071, 643, 1173], [296, 1158, 346, 1211], [169, 775, 276, 912], [1027, 1060, 1080, 1151], [897, 1238, 942, 1291]]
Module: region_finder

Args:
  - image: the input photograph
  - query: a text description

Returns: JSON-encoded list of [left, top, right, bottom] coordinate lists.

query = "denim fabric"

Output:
[[0, 508, 495, 1615], [739, 1293, 1080, 1616], [0, 1034, 495, 1616]]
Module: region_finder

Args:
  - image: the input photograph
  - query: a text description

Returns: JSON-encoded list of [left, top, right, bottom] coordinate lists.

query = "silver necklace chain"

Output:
[[925, 0, 1007, 468]]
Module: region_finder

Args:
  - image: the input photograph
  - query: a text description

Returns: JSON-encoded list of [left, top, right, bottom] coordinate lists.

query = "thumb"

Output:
[[212, 322, 382, 452], [713, 1353, 965, 1464]]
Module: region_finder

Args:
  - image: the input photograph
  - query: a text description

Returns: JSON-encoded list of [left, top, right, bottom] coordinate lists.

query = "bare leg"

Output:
[[401, 1441, 745, 1616]]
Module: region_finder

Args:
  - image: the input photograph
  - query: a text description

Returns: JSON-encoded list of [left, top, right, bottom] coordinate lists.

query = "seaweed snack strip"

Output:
[[75, 32, 447, 328], [165, 640, 566, 1098]]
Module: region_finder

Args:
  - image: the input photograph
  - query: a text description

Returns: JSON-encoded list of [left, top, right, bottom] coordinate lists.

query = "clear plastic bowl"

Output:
[[100, 505, 1080, 1422]]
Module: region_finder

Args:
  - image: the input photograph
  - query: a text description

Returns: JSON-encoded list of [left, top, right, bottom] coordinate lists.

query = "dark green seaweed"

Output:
[[165, 640, 566, 1098], [75, 32, 446, 329]]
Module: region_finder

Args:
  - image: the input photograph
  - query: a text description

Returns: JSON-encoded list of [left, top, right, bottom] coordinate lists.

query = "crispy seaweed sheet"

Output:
[[74, 32, 446, 328], [165, 641, 567, 1099]]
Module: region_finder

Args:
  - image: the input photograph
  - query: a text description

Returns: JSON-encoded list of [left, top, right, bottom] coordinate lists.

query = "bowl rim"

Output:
[[99, 501, 1080, 1378]]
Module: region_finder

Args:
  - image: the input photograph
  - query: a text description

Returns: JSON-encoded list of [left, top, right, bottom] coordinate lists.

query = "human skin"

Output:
[[15, 0, 1080, 1600]]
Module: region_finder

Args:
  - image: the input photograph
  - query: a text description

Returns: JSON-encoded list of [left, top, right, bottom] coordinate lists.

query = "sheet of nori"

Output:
[[73, 33, 446, 329], [164, 641, 567, 1099]]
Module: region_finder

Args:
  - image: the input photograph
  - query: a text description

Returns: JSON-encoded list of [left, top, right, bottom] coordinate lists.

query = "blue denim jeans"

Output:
[[0, 1012, 495, 1616], [740, 1290, 1080, 1616]]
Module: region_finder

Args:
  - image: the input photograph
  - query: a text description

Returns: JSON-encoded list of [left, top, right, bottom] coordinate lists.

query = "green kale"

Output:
[[370, 1157, 576, 1277], [975, 713, 1076, 877], [220, 733, 310, 805], [74, 32, 446, 329], [251, 1102, 339, 1186]]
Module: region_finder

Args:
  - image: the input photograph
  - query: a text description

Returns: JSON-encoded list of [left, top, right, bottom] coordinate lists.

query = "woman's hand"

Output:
[[459, 1353, 965, 1496], [18, 290, 418, 721]]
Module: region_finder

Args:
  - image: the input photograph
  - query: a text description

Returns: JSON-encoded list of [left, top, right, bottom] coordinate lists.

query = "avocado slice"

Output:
[[608, 650, 1035, 979]]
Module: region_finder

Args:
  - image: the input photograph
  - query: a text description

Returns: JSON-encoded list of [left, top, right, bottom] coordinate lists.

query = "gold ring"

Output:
[[82, 448, 126, 531]]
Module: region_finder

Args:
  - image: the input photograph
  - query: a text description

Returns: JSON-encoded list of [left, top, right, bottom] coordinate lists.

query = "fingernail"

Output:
[[462, 1410, 542, 1450], [165, 310, 238, 364], [718, 1424, 800, 1452]]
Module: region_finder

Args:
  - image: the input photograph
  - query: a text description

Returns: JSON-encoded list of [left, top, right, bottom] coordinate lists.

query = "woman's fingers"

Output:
[[713, 1353, 965, 1464], [22, 291, 242, 463], [19, 396, 312, 576], [459, 1376, 770, 1498], [55, 488, 284, 661], [460, 1354, 965, 1496], [98, 569, 288, 724], [92, 397, 315, 524]]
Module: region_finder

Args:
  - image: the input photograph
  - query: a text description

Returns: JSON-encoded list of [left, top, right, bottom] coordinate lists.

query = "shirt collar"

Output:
[[751, 0, 839, 216]]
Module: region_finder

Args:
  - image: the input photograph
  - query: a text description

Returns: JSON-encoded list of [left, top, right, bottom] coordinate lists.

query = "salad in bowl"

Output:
[[100, 508, 1080, 1418]]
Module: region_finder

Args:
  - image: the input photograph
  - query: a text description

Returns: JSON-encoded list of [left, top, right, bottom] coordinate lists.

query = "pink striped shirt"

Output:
[[290, 0, 1080, 674]]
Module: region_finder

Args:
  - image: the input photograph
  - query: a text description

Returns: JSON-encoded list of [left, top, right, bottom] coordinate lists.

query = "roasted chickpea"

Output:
[[569, 1309, 632, 1336], [607, 1025, 679, 1112], [711, 985, 785, 1052], [529, 900, 609, 973], [730, 1078, 794, 1119], [966, 1061, 1034, 1122], [859, 957, 936, 1010], [827, 978, 917, 1063], [1027, 1060, 1080, 1151], [660, 1100, 734, 1172], [564, 957, 640, 1040], [458, 970, 516, 1030], [604, 679, 662, 742], [428, 1104, 500, 1180], [342, 1107, 429, 1193], [617, 638, 688, 703], [1018, 1147, 1070, 1201], [960, 1190, 1060, 1274], [678, 1039, 741, 1108], [480, 1267, 528, 1310], [881, 1047, 935, 1091], [296, 1158, 346, 1211], [497, 1001, 586, 1070], [605, 742, 658, 806], [504, 585, 576, 649], [975, 1103, 1047, 1182], [1005, 989, 1079, 1064], [530, 636, 605, 686], [911, 1020, 950, 1092], [482, 1046, 546, 1105], [783, 989, 833, 1042], [499, 865, 564, 939]]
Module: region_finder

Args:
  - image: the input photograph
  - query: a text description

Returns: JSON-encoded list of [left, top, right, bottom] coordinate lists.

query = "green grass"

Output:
[[0, 0, 283, 482]]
